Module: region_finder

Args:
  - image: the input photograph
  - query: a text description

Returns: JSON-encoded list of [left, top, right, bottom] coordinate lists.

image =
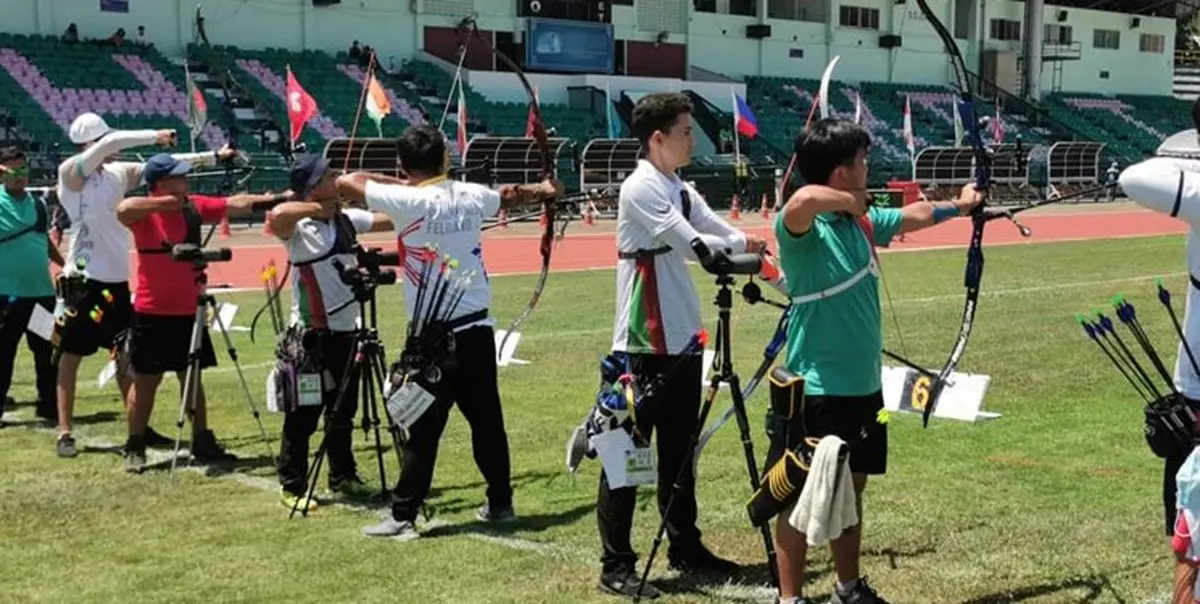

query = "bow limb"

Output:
[[466, 21, 561, 350], [914, 0, 990, 427]]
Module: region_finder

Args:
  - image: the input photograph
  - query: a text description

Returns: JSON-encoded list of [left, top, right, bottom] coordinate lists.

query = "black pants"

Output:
[[277, 330, 360, 496], [0, 296, 57, 417], [597, 352, 704, 575], [390, 325, 513, 522]]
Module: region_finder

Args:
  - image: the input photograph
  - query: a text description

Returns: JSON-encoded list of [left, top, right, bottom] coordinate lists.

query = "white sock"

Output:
[[837, 578, 859, 594], [779, 598, 802, 604]]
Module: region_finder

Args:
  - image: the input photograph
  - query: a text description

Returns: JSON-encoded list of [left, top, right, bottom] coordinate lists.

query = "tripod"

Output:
[[170, 261, 273, 477], [290, 263, 406, 518], [635, 271, 779, 601]]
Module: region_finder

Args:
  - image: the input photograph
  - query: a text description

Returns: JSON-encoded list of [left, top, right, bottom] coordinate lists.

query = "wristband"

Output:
[[931, 203, 958, 224]]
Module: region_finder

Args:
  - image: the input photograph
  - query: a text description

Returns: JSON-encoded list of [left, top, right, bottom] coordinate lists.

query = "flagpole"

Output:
[[184, 61, 196, 153]]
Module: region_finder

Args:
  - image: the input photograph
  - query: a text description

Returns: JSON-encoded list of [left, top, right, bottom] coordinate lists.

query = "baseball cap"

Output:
[[143, 153, 192, 187], [68, 112, 112, 145], [290, 154, 331, 200]]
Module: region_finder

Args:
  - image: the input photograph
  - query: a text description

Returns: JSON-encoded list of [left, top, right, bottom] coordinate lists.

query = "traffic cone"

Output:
[[220, 215, 232, 238], [759, 194, 770, 219], [498, 209, 509, 228], [730, 194, 741, 220]]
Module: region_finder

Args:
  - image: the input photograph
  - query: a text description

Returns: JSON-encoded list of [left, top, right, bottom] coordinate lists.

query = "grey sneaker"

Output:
[[476, 503, 517, 523], [56, 434, 77, 458], [831, 577, 889, 604], [124, 448, 146, 474], [362, 518, 419, 541]]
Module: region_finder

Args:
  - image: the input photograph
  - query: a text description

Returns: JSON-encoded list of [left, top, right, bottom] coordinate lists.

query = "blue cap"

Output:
[[290, 154, 331, 200], [143, 153, 192, 187]]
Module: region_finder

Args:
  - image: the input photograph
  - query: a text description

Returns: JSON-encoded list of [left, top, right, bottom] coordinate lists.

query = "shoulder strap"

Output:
[[292, 213, 359, 268], [0, 197, 50, 245]]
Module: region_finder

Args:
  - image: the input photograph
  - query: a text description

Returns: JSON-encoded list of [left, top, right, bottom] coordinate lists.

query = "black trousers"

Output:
[[277, 330, 359, 496], [0, 296, 57, 417], [597, 352, 704, 575], [391, 325, 513, 522]]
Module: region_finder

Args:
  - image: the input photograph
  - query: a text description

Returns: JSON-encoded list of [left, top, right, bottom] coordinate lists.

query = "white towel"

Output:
[[787, 435, 858, 546]]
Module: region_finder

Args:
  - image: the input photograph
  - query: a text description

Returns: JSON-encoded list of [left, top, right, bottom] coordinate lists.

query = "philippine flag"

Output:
[[732, 92, 759, 139]]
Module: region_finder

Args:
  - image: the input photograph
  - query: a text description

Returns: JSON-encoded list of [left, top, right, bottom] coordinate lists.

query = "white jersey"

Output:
[[282, 209, 374, 332], [364, 178, 499, 332], [56, 129, 219, 283], [56, 161, 138, 283], [1119, 157, 1200, 397], [613, 160, 746, 355]]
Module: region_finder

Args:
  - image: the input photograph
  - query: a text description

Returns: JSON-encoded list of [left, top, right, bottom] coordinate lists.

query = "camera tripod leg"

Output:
[[727, 372, 779, 590], [208, 299, 274, 461], [361, 349, 390, 501], [171, 304, 210, 480], [634, 373, 722, 603]]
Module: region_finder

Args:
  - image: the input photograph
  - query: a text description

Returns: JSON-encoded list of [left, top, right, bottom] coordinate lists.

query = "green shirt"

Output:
[[0, 190, 53, 298], [774, 206, 903, 396]]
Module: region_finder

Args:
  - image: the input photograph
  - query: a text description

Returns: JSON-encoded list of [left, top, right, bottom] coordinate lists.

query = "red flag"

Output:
[[285, 67, 317, 144]]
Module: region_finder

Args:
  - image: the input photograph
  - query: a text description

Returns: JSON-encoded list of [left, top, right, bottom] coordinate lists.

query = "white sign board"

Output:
[[881, 365, 997, 422]]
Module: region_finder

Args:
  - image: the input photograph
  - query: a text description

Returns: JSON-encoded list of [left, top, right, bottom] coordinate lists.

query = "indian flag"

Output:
[[364, 71, 391, 137]]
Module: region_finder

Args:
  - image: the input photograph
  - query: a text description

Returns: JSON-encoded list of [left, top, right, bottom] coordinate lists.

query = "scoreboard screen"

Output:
[[517, 0, 611, 23]]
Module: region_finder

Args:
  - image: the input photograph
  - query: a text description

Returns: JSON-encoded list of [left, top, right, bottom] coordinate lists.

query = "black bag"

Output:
[[269, 326, 322, 413]]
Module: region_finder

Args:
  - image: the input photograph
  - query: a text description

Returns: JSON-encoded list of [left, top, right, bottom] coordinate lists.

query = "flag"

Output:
[[732, 93, 758, 138], [364, 70, 391, 137], [186, 71, 207, 141], [457, 85, 468, 153], [953, 103, 964, 147], [285, 66, 318, 145], [993, 101, 1004, 144], [606, 84, 621, 138], [854, 91, 862, 124], [903, 95, 914, 156], [524, 86, 540, 138]]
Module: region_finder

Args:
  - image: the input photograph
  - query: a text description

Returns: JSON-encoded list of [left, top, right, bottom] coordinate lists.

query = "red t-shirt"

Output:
[[129, 195, 228, 316]]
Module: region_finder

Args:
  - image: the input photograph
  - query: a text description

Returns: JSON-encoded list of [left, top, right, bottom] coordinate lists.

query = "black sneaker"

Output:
[[667, 542, 740, 575], [598, 569, 660, 599], [476, 503, 517, 523], [190, 430, 236, 463], [329, 475, 373, 499], [830, 577, 889, 604], [144, 427, 173, 448], [56, 433, 77, 458]]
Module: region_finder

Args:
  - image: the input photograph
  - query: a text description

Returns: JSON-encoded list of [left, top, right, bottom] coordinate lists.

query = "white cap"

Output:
[[68, 112, 112, 145]]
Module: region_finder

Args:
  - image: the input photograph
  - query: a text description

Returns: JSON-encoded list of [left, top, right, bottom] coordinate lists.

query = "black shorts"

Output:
[[127, 312, 216, 375], [56, 279, 132, 357], [764, 390, 888, 476]]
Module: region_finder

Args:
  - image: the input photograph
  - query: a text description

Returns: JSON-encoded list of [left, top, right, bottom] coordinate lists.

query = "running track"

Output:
[[137, 209, 1189, 290]]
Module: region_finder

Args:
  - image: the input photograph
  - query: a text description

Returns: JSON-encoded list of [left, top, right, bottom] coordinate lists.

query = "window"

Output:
[[693, 0, 715, 13], [611, 0, 632, 4], [989, 19, 1021, 41], [839, 5, 880, 30], [1044, 24, 1072, 45], [730, 0, 755, 16], [1093, 29, 1119, 50], [1140, 33, 1165, 53]]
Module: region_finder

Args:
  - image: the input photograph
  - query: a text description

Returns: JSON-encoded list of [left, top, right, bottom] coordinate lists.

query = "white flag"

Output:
[[903, 95, 914, 156], [854, 91, 862, 124]]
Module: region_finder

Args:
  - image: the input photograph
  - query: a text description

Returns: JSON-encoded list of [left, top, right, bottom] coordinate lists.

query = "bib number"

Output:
[[899, 369, 931, 413], [297, 373, 323, 407], [386, 381, 436, 431], [624, 445, 656, 487]]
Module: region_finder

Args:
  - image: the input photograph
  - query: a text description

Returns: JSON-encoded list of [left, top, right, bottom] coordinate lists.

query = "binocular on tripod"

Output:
[[689, 238, 763, 276], [333, 246, 401, 292], [170, 243, 233, 265]]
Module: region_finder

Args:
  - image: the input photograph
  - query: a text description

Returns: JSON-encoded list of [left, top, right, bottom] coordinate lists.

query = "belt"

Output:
[[618, 246, 672, 260]]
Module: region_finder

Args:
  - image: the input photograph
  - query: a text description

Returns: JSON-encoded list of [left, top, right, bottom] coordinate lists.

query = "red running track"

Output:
[[136, 209, 1189, 290]]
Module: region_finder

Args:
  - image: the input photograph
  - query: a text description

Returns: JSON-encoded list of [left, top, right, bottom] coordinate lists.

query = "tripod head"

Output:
[[171, 243, 233, 267], [334, 246, 399, 303]]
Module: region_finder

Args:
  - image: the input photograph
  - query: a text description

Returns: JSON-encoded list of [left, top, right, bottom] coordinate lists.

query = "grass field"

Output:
[[0, 233, 1191, 604]]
